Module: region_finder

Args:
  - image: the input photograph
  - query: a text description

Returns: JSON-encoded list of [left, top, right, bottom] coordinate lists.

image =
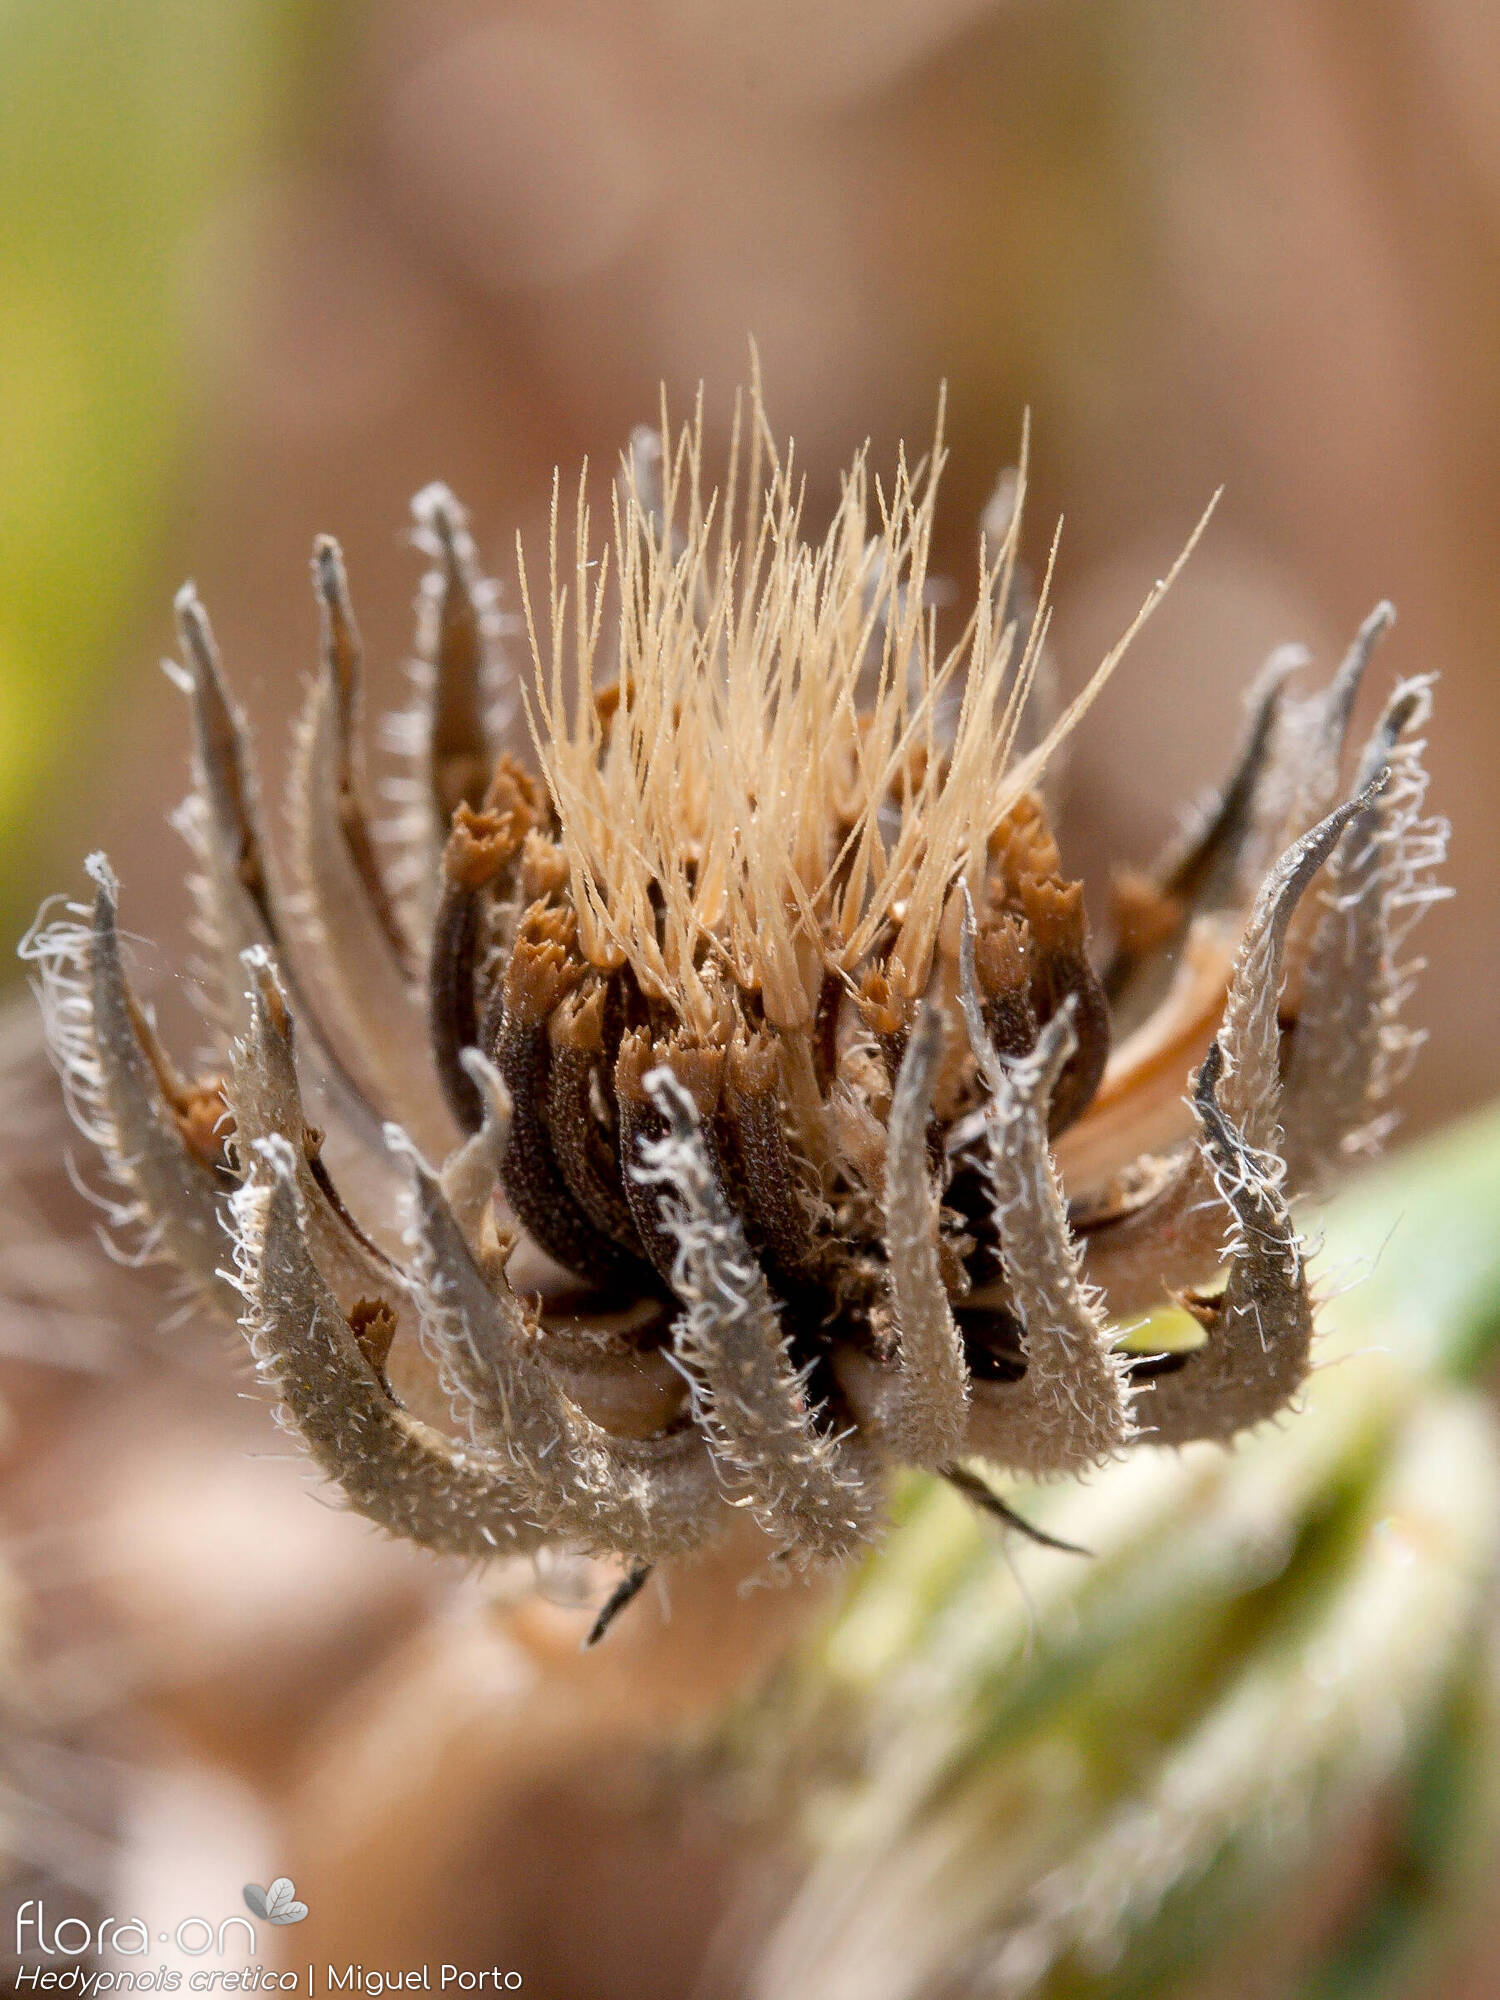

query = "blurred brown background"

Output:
[[2, 4, 1500, 1987], [6, 0, 1500, 1100]]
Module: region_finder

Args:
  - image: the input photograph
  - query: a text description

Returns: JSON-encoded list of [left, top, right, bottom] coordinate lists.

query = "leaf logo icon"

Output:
[[243, 1878, 309, 1925]]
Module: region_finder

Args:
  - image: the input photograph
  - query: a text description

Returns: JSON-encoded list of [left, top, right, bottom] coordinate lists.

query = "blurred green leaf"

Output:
[[745, 1105, 1500, 1999], [1319, 1102, 1500, 1385], [0, 0, 329, 944]]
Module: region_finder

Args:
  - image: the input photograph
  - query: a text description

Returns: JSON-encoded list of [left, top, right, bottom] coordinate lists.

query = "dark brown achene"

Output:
[[19, 392, 1447, 1639]]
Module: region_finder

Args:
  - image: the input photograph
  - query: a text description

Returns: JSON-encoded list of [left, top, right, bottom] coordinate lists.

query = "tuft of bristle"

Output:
[[519, 380, 1209, 1034]]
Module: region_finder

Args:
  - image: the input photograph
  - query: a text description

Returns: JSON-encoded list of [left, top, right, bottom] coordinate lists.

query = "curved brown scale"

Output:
[[1275, 603, 1395, 994], [430, 1048, 688, 1439], [615, 1027, 728, 1286], [983, 794, 1109, 1137], [428, 872, 486, 1137], [955, 918, 1134, 1477], [474, 828, 574, 1061], [1014, 872, 1110, 1136], [171, 587, 393, 1155], [402, 1145, 719, 1561], [432, 1044, 512, 1251], [173, 589, 266, 958], [310, 538, 417, 972], [808, 968, 845, 1096], [428, 767, 543, 1134], [635, 1068, 879, 1567], [1280, 603, 1395, 848], [1136, 1043, 1313, 1445], [971, 911, 1040, 1061], [718, 1031, 820, 1286], [81, 899, 238, 1200], [1058, 732, 1396, 1203], [545, 982, 648, 1258], [286, 539, 457, 1162], [412, 484, 503, 829], [1102, 651, 1297, 1014], [1074, 780, 1382, 1319], [1053, 918, 1236, 1194], [235, 1141, 546, 1559], [880, 1001, 970, 1466], [1281, 681, 1437, 1193], [497, 906, 657, 1289], [231, 948, 466, 1430], [230, 948, 408, 1317], [1218, 778, 1383, 1141], [856, 964, 909, 1093], [70, 860, 240, 1316]]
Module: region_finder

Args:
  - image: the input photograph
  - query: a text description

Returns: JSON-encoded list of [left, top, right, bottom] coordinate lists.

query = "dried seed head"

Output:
[[22, 381, 1448, 1629]]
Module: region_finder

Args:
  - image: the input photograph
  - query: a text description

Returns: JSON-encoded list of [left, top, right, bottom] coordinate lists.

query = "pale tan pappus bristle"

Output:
[[518, 380, 1209, 1039]]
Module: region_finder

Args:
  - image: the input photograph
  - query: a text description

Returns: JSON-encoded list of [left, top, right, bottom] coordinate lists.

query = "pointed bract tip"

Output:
[[84, 851, 119, 903], [411, 481, 464, 534], [310, 535, 349, 601]]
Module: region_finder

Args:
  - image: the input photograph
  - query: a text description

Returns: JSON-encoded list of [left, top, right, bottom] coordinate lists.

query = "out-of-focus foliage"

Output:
[[0, 0, 321, 941], [733, 1107, 1500, 1999]]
